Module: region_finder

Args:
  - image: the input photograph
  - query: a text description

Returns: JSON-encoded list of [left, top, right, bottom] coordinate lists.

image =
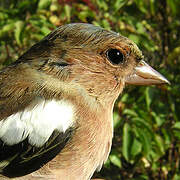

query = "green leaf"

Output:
[[123, 109, 138, 117], [168, 94, 178, 121], [120, 93, 129, 102], [64, 4, 71, 22], [136, 128, 151, 156], [136, 22, 145, 34], [151, 112, 165, 127], [92, 21, 100, 27], [122, 123, 132, 161], [97, 0, 108, 11], [140, 36, 156, 51], [145, 87, 153, 110], [14, 21, 24, 46], [173, 174, 180, 180], [113, 111, 121, 129], [0, 23, 15, 39], [132, 117, 152, 133], [134, 0, 148, 13], [173, 130, 180, 141], [167, 0, 177, 16], [104, 158, 111, 169], [150, 0, 155, 15], [40, 26, 51, 36], [150, 149, 162, 162], [128, 34, 140, 44], [38, 0, 51, 10], [162, 128, 171, 147], [113, 0, 128, 12], [78, 11, 91, 22], [173, 122, 180, 129], [131, 138, 142, 157], [109, 154, 122, 168], [101, 19, 111, 30], [154, 134, 165, 154]]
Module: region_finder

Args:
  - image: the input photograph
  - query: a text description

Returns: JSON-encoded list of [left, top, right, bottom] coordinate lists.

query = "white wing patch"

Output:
[[0, 99, 74, 147]]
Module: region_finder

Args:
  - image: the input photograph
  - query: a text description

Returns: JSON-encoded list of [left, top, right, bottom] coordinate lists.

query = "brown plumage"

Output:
[[0, 23, 169, 180]]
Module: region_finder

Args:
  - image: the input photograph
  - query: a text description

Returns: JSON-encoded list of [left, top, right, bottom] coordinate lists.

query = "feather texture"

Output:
[[0, 23, 168, 179], [0, 98, 74, 147]]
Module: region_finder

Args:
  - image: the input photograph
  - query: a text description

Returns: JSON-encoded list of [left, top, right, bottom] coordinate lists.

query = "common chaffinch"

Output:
[[0, 23, 169, 180]]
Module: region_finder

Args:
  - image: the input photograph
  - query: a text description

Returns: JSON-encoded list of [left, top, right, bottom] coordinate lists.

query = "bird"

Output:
[[0, 23, 169, 180]]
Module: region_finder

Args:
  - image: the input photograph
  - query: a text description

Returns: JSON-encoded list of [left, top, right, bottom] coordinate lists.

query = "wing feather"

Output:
[[0, 128, 73, 178]]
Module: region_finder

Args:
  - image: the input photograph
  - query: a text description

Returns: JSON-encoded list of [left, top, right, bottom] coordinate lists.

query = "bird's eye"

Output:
[[106, 49, 124, 65]]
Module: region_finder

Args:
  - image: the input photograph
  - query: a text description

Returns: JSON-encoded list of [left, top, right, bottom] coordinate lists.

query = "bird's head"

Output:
[[16, 23, 169, 106]]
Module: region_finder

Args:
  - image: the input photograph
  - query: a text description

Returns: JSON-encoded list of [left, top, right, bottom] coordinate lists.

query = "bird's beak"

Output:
[[125, 60, 170, 85]]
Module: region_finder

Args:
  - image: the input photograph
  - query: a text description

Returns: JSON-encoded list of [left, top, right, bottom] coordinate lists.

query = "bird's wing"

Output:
[[0, 25, 77, 178], [0, 128, 73, 178], [0, 67, 74, 178]]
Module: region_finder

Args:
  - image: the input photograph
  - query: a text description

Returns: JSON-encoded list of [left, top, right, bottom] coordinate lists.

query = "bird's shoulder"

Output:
[[0, 90, 75, 177]]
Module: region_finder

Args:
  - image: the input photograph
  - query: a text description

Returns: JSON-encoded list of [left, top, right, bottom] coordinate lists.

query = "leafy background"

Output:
[[0, 0, 180, 179]]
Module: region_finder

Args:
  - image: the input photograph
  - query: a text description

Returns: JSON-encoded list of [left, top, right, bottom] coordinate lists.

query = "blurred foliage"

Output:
[[0, 0, 180, 179]]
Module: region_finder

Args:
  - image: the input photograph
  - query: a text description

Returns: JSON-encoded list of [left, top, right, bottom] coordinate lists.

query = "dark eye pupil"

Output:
[[107, 49, 124, 65]]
